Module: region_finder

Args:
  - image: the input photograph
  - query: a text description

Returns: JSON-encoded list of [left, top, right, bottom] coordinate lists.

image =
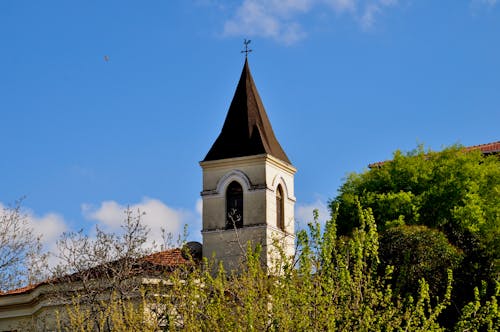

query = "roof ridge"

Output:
[[464, 140, 500, 153]]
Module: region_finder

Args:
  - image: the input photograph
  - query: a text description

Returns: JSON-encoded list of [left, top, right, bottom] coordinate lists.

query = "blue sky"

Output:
[[1, 0, 498, 253]]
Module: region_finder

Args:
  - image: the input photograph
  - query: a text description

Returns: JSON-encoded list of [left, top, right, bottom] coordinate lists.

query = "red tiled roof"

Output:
[[464, 141, 500, 154], [1, 283, 43, 295], [0, 248, 190, 297], [142, 248, 192, 267], [368, 141, 499, 168]]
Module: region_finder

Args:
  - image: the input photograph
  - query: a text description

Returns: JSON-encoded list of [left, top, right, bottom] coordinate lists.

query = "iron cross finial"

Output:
[[241, 39, 252, 57]]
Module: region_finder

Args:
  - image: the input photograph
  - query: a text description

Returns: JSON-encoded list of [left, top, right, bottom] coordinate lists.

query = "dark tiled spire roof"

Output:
[[203, 59, 291, 164]]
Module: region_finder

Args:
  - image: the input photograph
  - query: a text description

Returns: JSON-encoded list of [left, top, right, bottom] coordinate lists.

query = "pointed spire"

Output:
[[204, 59, 291, 164]]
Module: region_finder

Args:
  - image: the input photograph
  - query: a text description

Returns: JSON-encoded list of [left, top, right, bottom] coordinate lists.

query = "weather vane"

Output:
[[241, 39, 252, 57]]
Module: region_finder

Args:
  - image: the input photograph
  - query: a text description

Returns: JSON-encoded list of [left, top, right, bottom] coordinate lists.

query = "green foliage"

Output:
[[59, 207, 500, 331], [155, 207, 453, 331], [59, 290, 162, 332], [335, 145, 499, 238], [379, 225, 462, 297], [332, 145, 500, 319], [454, 281, 500, 332]]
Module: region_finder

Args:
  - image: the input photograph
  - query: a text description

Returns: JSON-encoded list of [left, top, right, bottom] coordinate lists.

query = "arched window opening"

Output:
[[226, 181, 243, 229], [276, 185, 285, 231]]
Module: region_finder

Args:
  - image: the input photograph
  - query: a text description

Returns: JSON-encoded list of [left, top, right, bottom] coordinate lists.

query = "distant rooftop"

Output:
[[368, 141, 500, 168], [463, 141, 500, 154]]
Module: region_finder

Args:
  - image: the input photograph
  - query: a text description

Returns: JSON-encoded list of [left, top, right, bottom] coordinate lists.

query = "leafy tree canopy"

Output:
[[331, 144, 499, 323], [332, 144, 499, 270]]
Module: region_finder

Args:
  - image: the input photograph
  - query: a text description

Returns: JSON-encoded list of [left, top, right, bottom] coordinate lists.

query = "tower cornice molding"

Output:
[[200, 153, 296, 175]]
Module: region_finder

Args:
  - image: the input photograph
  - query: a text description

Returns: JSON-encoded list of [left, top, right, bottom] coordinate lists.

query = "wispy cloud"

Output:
[[0, 202, 69, 267], [221, 0, 401, 44], [28, 212, 69, 267], [295, 198, 330, 229], [324, 0, 356, 13], [359, 0, 398, 30], [223, 0, 310, 45], [471, 0, 497, 7], [27, 211, 68, 246], [0, 197, 203, 269], [82, 197, 202, 246], [470, 0, 497, 16]]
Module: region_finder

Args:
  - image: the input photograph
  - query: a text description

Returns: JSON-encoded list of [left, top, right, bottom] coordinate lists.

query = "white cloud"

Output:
[[0, 202, 69, 267], [222, 0, 401, 43], [380, 0, 398, 5], [270, 0, 314, 16], [359, 0, 398, 30], [1, 198, 203, 269], [28, 212, 68, 245], [0, 204, 68, 247], [295, 198, 330, 230], [196, 198, 203, 216], [359, 4, 381, 30], [195, 0, 225, 7], [472, 0, 497, 6], [324, 0, 356, 13], [28, 212, 68, 267], [223, 0, 309, 45], [82, 197, 200, 247]]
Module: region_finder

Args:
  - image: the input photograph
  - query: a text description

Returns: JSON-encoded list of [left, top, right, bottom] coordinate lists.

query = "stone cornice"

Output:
[[200, 154, 296, 174]]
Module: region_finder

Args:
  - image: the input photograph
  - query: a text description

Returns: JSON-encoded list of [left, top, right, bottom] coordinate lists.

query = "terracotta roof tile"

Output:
[[368, 141, 499, 168], [1, 283, 41, 295], [464, 141, 500, 154], [142, 248, 192, 267]]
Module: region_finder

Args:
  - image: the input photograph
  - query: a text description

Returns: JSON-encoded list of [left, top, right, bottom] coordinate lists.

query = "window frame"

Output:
[[226, 181, 244, 229], [276, 184, 285, 231]]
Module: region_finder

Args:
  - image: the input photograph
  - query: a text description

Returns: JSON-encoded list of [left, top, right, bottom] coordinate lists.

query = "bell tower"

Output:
[[200, 58, 296, 271]]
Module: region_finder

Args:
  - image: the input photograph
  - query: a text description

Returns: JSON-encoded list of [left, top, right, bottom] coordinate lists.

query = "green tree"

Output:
[[331, 144, 500, 320]]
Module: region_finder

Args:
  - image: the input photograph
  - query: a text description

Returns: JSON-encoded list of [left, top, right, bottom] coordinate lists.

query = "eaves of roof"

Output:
[[0, 248, 191, 297]]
